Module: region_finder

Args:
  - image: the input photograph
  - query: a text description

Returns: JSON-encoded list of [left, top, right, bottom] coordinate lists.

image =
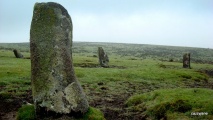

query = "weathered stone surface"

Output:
[[98, 47, 109, 67], [30, 2, 89, 116], [13, 49, 23, 58], [183, 53, 190, 68]]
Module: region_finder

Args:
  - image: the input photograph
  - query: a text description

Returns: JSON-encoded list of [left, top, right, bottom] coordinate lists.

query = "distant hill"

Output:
[[0, 42, 213, 64]]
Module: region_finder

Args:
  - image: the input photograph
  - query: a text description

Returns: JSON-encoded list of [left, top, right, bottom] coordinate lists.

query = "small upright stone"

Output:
[[98, 47, 109, 67], [30, 2, 89, 117], [183, 53, 190, 68], [13, 49, 23, 58]]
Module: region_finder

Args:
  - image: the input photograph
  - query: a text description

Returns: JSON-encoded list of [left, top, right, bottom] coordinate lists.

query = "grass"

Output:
[[0, 51, 31, 99], [82, 107, 106, 120], [75, 57, 210, 90], [17, 105, 35, 120], [0, 42, 213, 119], [16, 105, 105, 120], [126, 88, 213, 120]]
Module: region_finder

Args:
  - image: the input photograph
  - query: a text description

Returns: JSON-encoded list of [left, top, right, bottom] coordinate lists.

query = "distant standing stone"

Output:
[[13, 49, 23, 58], [98, 47, 109, 67], [183, 53, 190, 68], [30, 2, 89, 117]]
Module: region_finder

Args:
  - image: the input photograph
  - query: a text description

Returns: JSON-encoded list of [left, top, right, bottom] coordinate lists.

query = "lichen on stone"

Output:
[[30, 2, 89, 117]]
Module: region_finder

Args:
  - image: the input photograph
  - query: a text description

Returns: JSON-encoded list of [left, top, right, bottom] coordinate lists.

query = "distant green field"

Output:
[[1, 42, 213, 64], [0, 42, 213, 119]]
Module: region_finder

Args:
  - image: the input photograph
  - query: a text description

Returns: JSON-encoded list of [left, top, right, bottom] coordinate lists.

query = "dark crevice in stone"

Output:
[[62, 96, 69, 105]]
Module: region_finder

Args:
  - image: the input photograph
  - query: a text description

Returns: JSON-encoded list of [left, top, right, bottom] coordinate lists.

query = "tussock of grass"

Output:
[[16, 105, 35, 120], [82, 107, 106, 120], [126, 88, 213, 119]]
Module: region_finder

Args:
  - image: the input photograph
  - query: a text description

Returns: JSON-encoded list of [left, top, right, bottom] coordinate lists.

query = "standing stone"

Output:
[[183, 53, 190, 68], [13, 49, 23, 58], [30, 2, 89, 117], [98, 47, 109, 67]]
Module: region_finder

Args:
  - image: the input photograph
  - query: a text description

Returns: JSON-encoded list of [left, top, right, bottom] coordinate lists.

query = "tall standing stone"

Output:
[[13, 49, 23, 58], [30, 2, 89, 117], [183, 53, 190, 68], [98, 47, 109, 67]]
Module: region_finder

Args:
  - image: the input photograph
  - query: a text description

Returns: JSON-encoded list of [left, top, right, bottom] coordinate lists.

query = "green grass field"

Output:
[[0, 42, 213, 120]]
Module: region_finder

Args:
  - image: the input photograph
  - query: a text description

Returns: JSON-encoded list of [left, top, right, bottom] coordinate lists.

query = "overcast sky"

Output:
[[0, 0, 212, 48]]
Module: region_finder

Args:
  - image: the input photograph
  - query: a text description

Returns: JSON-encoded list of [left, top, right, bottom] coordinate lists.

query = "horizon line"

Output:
[[0, 41, 212, 49]]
